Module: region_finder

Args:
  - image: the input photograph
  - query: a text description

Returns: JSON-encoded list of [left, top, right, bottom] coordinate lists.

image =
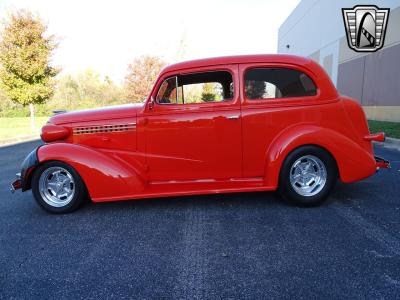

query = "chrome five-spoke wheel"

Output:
[[39, 166, 75, 207], [279, 146, 337, 207], [289, 155, 327, 197], [32, 161, 87, 213]]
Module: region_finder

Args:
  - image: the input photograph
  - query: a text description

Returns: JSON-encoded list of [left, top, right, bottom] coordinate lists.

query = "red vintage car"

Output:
[[11, 54, 390, 213]]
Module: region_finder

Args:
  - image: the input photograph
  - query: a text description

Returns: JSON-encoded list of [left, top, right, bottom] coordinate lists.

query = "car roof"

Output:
[[162, 54, 313, 73], [157, 54, 339, 100]]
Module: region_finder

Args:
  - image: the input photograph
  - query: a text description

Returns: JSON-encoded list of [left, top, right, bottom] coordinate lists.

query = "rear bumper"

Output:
[[364, 133, 390, 170], [364, 132, 385, 142], [375, 155, 390, 169]]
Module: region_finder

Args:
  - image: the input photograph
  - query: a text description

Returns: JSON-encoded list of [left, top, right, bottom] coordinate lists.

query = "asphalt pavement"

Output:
[[0, 140, 399, 299]]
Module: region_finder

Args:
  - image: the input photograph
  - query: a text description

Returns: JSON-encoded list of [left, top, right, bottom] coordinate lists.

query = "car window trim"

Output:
[[155, 69, 235, 106], [243, 66, 318, 101], [239, 63, 322, 107]]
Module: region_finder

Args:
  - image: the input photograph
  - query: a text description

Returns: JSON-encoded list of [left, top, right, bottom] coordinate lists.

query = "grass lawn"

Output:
[[368, 120, 400, 139], [0, 117, 49, 141]]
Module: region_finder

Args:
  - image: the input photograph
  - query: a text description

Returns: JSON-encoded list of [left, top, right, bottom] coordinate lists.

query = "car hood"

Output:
[[48, 103, 144, 125]]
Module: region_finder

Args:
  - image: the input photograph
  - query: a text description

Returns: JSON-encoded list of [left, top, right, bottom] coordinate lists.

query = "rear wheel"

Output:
[[278, 146, 337, 207], [32, 161, 87, 213]]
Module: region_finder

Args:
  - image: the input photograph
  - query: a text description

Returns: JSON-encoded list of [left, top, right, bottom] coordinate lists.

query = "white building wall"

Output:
[[278, 0, 400, 86], [319, 40, 339, 86]]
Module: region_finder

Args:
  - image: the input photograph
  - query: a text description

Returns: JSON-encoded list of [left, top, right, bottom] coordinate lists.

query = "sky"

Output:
[[0, 0, 300, 83]]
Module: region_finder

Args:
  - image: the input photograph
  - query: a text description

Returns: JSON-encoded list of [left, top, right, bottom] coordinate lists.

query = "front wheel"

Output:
[[32, 161, 88, 213], [278, 146, 338, 207]]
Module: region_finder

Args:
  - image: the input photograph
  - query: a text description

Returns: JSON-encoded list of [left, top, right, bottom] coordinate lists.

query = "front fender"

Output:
[[37, 143, 146, 201], [264, 125, 376, 187], [20, 147, 40, 191]]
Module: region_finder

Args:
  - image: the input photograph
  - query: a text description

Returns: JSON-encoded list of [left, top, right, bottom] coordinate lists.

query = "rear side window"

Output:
[[244, 68, 317, 100]]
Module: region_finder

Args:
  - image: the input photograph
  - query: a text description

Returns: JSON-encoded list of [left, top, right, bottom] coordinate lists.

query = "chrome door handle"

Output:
[[227, 115, 240, 120]]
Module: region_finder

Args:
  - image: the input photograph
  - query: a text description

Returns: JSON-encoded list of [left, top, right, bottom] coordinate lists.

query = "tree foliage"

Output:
[[0, 69, 125, 117], [124, 55, 166, 102], [201, 83, 217, 102], [0, 10, 58, 106], [51, 69, 124, 111]]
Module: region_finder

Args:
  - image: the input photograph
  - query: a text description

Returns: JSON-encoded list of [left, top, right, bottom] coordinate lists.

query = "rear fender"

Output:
[[37, 143, 146, 201], [264, 125, 376, 187]]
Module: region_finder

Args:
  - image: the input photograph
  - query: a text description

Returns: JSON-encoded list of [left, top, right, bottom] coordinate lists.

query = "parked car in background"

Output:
[[11, 54, 390, 213]]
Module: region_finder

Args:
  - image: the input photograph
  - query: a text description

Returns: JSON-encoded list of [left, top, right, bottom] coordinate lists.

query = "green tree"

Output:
[[76, 69, 104, 103], [55, 74, 80, 108], [0, 10, 58, 128], [50, 70, 124, 111], [201, 83, 216, 102], [100, 75, 124, 105], [0, 88, 14, 117]]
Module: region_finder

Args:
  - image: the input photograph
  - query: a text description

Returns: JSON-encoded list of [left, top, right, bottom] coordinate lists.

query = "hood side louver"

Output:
[[73, 123, 136, 135]]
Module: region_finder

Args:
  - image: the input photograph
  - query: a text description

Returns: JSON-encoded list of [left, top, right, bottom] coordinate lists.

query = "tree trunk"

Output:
[[29, 103, 35, 131]]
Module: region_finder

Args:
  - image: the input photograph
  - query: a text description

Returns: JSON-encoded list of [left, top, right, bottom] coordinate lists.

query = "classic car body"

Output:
[[11, 54, 390, 213]]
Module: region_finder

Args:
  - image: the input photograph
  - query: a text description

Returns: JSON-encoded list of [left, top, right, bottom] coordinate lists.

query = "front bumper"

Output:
[[10, 173, 22, 193], [375, 155, 390, 169]]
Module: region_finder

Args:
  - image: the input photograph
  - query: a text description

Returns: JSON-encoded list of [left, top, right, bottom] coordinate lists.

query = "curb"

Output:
[[0, 135, 40, 148]]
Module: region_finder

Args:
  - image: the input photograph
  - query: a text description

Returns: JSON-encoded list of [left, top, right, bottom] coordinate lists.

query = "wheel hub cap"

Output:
[[289, 155, 327, 197], [39, 166, 75, 207]]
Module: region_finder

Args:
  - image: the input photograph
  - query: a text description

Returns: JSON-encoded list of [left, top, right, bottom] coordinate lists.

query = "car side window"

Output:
[[156, 76, 182, 104], [244, 68, 317, 100], [156, 71, 233, 104]]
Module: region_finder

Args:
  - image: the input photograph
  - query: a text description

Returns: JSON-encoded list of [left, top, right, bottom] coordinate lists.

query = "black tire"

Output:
[[32, 161, 88, 213], [278, 145, 338, 207]]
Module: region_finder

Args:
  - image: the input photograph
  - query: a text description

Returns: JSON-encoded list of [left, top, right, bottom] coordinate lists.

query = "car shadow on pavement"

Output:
[[70, 181, 373, 215], [77, 179, 374, 214], [77, 191, 286, 214]]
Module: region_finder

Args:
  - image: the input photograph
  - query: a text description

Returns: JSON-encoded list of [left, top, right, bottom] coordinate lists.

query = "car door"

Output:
[[143, 64, 242, 181], [239, 63, 319, 178]]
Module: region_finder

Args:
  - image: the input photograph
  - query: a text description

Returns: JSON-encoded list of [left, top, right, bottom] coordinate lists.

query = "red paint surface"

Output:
[[36, 55, 382, 202]]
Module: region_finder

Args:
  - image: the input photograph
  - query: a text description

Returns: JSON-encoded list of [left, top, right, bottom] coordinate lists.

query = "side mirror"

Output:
[[148, 96, 155, 110]]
